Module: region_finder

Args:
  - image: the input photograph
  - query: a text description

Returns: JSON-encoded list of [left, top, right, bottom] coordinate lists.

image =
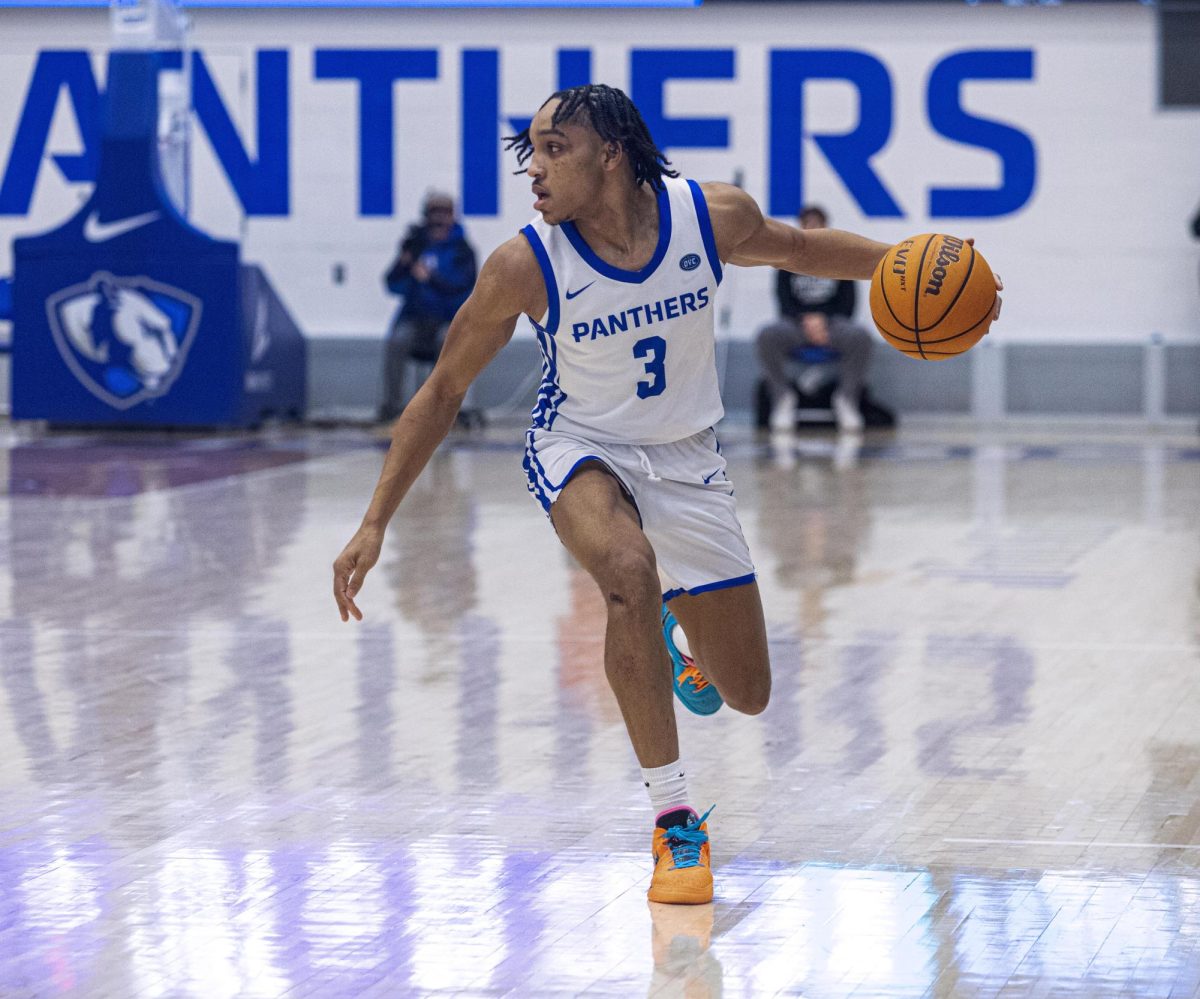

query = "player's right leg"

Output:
[[550, 462, 680, 770], [548, 462, 714, 904]]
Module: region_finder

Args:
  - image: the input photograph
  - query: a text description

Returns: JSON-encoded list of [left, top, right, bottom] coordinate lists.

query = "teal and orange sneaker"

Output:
[[648, 806, 715, 905], [662, 606, 723, 716]]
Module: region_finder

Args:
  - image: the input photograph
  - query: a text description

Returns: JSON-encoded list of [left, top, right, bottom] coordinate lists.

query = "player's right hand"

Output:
[[965, 238, 1003, 324], [333, 526, 383, 622]]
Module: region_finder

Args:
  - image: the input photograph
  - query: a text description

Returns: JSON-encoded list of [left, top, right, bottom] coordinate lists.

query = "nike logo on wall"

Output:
[[83, 210, 162, 243], [565, 282, 594, 300]]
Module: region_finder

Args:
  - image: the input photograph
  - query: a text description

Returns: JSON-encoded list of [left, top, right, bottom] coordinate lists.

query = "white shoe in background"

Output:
[[769, 390, 798, 432], [769, 433, 796, 469], [832, 390, 864, 434], [833, 434, 862, 471]]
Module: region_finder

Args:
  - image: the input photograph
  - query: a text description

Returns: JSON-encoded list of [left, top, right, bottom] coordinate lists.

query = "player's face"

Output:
[[525, 100, 607, 225]]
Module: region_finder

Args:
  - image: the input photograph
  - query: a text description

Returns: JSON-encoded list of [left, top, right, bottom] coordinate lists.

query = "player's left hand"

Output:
[[965, 238, 1003, 325], [333, 525, 383, 622]]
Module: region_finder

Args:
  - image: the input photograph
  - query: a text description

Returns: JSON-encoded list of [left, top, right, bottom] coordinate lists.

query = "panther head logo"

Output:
[[46, 272, 202, 410]]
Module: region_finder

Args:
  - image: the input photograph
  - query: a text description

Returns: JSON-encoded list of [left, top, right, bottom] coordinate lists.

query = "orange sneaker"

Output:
[[648, 806, 715, 905]]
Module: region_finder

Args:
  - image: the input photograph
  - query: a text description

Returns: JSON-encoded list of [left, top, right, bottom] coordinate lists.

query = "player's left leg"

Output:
[[666, 581, 771, 716]]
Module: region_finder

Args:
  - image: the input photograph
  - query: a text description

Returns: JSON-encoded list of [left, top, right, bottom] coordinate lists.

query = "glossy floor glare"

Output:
[[0, 423, 1198, 998]]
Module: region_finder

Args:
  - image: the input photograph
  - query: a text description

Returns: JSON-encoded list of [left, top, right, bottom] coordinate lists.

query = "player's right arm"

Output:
[[333, 235, 545, 622]]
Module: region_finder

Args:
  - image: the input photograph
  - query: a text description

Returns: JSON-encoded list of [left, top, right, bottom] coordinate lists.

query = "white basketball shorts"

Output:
[[523, 426, 756, 602]]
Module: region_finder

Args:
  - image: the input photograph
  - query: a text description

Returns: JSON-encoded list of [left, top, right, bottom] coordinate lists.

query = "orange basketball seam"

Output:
[[896, 350, 968, 360], [876, 234, 927, 335], [874, 294, 994, 346], [919, 241, 976, 334], [889, 297, 995, 358], [876, 266, 915, 336], [912, 235, 938, 359]]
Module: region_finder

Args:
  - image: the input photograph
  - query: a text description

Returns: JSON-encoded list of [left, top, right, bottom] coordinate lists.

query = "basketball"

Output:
[[869, 234, 997, 360]]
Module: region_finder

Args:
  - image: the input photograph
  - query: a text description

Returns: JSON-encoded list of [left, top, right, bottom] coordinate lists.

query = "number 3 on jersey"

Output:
[[633, 336, 667, 399]]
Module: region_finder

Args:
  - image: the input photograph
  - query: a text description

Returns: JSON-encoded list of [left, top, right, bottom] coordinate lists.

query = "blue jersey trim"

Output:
[[523, 226, 567, 431], [530, 321, 566, 431], [560, 184, 672, 284], [663, 571, 756, 603], [521, 224, 559, 335], [549, 454, 605, 491], [524, 429, 553, 512], [522, 439, 644, 526], [686, 179, 723, 287]]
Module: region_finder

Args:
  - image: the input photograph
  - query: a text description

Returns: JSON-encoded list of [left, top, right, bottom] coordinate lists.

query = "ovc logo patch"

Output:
[[680, 253, 701, 271], [46, 272, 202, 410]]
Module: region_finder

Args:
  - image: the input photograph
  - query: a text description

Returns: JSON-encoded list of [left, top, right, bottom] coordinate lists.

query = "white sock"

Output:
[[642, 759, 690, 816]]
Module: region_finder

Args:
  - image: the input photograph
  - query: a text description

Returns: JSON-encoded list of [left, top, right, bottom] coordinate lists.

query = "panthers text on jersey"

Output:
[[521, 176, 724, 445]]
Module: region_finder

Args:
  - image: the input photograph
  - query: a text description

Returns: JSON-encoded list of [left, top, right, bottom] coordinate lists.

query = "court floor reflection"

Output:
[[0, 423, 1198, 996]]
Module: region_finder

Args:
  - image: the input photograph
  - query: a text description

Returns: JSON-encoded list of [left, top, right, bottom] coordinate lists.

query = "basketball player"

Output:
[[333, 84, 1001, 905]]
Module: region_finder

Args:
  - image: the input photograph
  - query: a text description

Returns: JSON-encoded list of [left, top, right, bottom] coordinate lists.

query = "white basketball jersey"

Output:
[[521, 175, 724, 445]]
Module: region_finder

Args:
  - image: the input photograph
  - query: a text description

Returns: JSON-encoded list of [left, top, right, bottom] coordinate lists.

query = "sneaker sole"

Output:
[[647, 883, 714, 905]]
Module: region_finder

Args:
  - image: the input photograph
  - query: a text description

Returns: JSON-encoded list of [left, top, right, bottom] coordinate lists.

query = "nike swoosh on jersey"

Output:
[[83, 210, 162, 243], [702, 468, 723, 484], [565, 282, 595, 300]]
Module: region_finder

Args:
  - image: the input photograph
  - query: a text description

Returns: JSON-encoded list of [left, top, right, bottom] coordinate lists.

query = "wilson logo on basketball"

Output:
[[680, 253, 701, 271], [923, 235, 965, 296]]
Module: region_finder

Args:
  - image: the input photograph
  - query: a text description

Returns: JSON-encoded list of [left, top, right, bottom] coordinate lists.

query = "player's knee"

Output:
[[725, 669, 771, 715], [597, 549, 659, 611]]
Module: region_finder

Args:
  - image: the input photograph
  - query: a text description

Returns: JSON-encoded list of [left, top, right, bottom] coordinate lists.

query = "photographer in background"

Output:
[[380, 193, 477, 422]]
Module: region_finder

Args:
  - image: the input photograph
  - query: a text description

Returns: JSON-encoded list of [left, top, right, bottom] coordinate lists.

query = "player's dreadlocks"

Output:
[[504, 84, 679, 192]]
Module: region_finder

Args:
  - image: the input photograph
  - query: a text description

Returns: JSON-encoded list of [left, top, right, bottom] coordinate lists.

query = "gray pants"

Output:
[[755, 315, 873, 404], [381, 317, 449, 418]]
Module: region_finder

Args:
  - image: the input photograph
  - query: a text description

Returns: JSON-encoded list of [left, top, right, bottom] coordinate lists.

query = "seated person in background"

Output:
[[380, 193, 478, 421], [755, 205, 873, 434]]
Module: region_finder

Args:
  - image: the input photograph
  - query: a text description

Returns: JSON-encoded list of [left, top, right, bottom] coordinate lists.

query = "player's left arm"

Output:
[[700, 182, 1003, 317], [702, 182, 890, 279]]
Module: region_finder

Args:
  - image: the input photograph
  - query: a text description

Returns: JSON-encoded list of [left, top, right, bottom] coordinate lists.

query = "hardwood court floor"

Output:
[[0, 420, 1198, 998]]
